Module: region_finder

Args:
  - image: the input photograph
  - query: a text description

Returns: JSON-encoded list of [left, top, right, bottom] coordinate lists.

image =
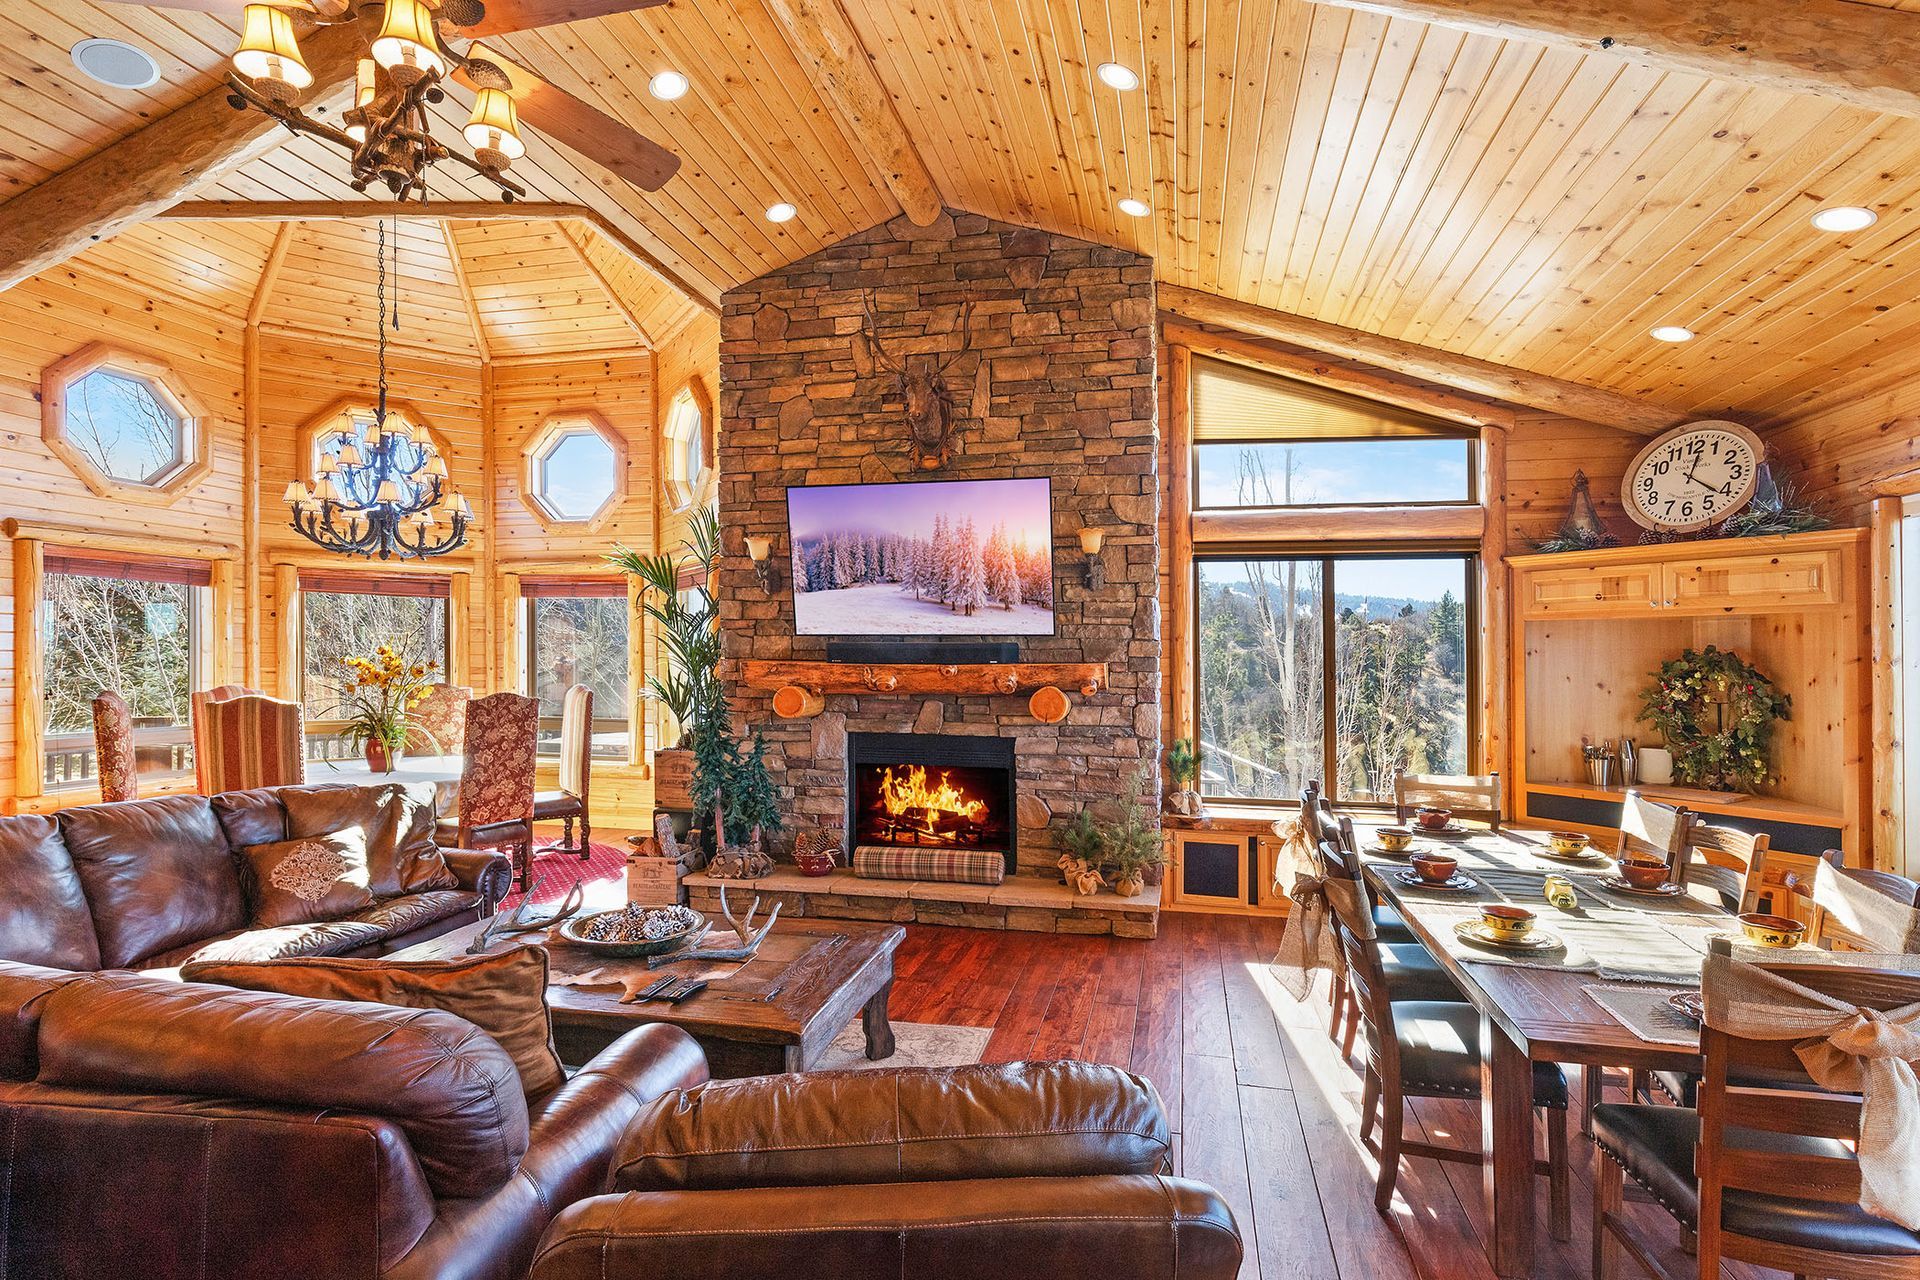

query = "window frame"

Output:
[[1190, 434, 1480, 513], [520, 576, 633, 761], [41, 342, 213, 504], [1192, 546, 1480, 810], [662, 381, 714, 513], [520, 411, 627, 533], [291, 568, 460, 756]]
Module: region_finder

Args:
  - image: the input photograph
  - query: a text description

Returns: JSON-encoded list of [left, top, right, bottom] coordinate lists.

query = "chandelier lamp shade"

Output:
[[233, 4, 312, 103]]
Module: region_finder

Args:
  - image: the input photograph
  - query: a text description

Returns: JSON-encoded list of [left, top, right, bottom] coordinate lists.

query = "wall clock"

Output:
[[1621, 420, 1766, 533]]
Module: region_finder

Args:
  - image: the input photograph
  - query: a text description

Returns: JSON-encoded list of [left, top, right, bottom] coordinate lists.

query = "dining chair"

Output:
[[1804, 850, 1920, 953], [1592, 945, 1920, 1280], [1392, 770, 1502, 830], [192, 694, 307, 793], [90, 690, 139, 803], [1320, 850, 1570, 1232], [1616, 792, 1693, 875], [534, 684, 594, 859], [437, 691, 538, 891], [406, 682, 471, 756]]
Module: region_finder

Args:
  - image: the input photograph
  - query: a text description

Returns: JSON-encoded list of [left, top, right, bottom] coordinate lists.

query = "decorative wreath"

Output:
[[1636, 646, 1791, 793]]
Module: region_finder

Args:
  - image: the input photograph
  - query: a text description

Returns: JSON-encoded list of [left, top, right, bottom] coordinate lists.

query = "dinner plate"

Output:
[[1393, 869, 1476, 892], [1666, 991, 1705, 1023], [1598, 876, 1683, 898], [1364, 842, 1416, 859], [1452, 920, 1563, 952], [1537, 846, 1609, 864], [1410, 822, 1472, 838]]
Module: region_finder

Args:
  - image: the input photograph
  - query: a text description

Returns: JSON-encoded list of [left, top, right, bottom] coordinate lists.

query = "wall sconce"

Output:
[[1077, 526, 1106, 590], [745, 534, 781, 594]]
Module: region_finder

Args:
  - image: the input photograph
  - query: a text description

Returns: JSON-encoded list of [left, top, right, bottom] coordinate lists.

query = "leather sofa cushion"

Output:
[[210, 787, 289, 850], [344, 888, 481, 938], [614, 1060, 1171, 1192], [1592, 1102, 1920, 1256], [0, 960, 88, 1080], [242, 829, 376, 926], [35, 970, 530, 1199], [183, 945, 566, 1098], [1389, 1002, 1568, 1106], [283, 783, 453, 899], [0, 816, 101, 971], [58, 796, 246, 968], [137, 918, 393, 970]]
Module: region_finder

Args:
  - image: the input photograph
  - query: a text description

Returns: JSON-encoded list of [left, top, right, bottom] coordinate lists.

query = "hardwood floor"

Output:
[[885, 910, 1778, 1280]]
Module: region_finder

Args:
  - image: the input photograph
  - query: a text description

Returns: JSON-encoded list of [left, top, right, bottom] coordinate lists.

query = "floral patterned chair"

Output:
[[90, 690, 139, 803], [534, 684, 594, 861], [192, 694, 307, 794], [437, 691, 538, 890], [406, 682, 472, 756]]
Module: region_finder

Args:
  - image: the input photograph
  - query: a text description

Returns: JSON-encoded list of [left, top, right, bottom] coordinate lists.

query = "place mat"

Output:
[[1403, 898, 1716, 983], [1583, 984, 1700, 1047]]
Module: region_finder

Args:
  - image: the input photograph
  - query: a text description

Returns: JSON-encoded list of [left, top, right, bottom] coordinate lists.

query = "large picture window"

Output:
[[1197, 554, 1473, 804], [299, 571, 450, 738], [41, 550, 210, 791], [523, 577, 630, 759]]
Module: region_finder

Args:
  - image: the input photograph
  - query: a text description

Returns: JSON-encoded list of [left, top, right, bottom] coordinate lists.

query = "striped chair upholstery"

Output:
[[438, 692, 538, 890], [90, 690, 139, 803], [534, 685, 594, 860], [406, 682, 472, 756], [192, 694, 306, 793]]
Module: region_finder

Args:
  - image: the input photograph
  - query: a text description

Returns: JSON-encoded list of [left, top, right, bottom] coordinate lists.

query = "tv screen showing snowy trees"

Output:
[[786, 478, 1056, 636]]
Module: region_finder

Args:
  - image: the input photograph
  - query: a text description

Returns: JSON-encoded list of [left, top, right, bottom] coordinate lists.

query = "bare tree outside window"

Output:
[[42, 571, 196, 787], [302, 591, 448, 724], [530, 596, 630, 757], [67, 369, 183, 484]]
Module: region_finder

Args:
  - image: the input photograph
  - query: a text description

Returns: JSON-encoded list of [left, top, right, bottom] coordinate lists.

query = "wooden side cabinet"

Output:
[[1164, 815, 1291, 915]]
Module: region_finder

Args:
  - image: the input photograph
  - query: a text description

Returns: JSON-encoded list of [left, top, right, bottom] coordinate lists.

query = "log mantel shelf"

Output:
[[736, 659, 1109, 698]]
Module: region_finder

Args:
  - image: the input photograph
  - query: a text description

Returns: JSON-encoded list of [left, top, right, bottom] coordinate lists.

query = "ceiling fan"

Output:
[[103, 0, 680, 199]]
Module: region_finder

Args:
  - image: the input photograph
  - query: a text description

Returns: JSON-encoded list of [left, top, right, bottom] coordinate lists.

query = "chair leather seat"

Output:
[[533, 791, 584, 820], [1592, 1102, 1920, 1257], [1649, 1060, 1817, 1107], [1378, 940, 1463, 1003], [1390, 1002, 1568, 1108], [1375, 904, 1417, 943]]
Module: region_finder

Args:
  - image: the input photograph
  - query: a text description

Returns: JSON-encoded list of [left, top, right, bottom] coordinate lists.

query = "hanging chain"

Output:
[[375, 216, 390, 420]]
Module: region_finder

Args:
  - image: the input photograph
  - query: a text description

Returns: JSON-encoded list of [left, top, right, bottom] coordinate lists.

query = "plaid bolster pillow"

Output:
[[851, 845, 1006, 886]]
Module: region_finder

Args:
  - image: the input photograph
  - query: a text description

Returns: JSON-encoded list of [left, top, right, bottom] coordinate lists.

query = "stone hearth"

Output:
[[683, 868, 1159, 939]]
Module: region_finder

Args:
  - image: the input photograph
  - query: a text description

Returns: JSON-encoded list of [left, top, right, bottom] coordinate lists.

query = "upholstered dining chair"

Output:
[[90, 690, 139, 803], [192, 694, 306, 793], [1319, 835, 1570, 1233], [438, 691, 538, 891], [1392, 770, 1502, 829], [534, 684, 594, 859], [406, 682, 472, 756]]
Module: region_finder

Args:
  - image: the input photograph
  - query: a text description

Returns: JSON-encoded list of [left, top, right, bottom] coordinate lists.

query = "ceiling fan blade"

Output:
[[98, 0, 315, 13], [458, 45, 680, 191], [460, 0, 668, 38]]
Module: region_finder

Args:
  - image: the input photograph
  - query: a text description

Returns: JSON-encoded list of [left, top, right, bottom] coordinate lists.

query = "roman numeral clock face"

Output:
[[1622, 421, 1764, 533]]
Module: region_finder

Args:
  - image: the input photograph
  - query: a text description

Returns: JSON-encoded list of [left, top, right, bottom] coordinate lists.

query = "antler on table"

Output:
[[647, 883, 781, 967], [467, 875, 585, 953]]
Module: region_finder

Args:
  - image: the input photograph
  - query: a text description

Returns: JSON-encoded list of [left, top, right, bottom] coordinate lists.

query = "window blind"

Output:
[[520, 575, 627, 599], [1190, 356, 1469, 442], [44, 549, 213, 588], [298, 569, 452, 599]]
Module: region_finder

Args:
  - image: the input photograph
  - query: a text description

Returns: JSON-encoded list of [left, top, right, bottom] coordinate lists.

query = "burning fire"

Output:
[[876, 765, 987, 826]]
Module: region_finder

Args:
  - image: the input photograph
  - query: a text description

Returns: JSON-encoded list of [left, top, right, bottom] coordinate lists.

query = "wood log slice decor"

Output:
[[772, 685, 825, 719], [1029, 685, 1070, 724]]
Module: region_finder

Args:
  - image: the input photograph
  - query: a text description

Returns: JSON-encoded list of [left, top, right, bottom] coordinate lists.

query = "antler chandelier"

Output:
[[283, 220, 474, 560]]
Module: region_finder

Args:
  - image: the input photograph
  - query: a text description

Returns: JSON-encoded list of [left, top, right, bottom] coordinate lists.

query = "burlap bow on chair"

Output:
[[1704, 951, 1920, 1229], [1272, 817, 1339, 1000]]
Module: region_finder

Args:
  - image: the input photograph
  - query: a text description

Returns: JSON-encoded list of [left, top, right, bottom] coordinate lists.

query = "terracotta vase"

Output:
[[365, 739, 402, 773]]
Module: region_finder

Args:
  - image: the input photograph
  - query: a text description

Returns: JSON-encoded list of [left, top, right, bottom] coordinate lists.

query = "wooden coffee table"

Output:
[[394, 916, 905, 1078]]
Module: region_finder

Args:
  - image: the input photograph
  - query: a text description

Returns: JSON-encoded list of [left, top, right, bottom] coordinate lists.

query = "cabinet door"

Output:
[[1520, 562, 1660, 617], [1171, 831, 1250, 907], [1665, 549, 1842, 612]]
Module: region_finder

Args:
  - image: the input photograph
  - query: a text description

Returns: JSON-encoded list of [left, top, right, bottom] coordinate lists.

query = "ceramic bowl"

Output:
[[1618, 857, 1671, 890], [1415, 806, 1453, 831], [1479, 903, 1537, 941], [1409, 852, 1459, 884], [1737, 912, 1806, 949], [1376, 826, 1416, 853], [1546, 831, 1592, 855]]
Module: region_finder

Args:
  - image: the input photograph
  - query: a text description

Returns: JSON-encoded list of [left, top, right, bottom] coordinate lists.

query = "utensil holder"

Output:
[[1584, 756, 1614, 788]]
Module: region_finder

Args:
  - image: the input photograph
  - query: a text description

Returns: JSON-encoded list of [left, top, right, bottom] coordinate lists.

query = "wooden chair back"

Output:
[[1681, 824, 1771, 915], [1393, 770, 1502, 829], [90, 690, 139, 803], [192, 694, 306, 793], [1299, 780, 1323, 849], [1792, 851, 1920, 953], [1615, 791, 1692, 868], [556, 684, 594, 800]]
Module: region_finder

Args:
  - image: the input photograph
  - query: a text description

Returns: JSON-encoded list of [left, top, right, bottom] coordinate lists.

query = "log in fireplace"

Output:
[[848, 732, 1016, 876]]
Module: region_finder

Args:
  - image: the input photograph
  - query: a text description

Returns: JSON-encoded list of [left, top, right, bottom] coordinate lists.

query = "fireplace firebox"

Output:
[[848, 732, 1016, 875]]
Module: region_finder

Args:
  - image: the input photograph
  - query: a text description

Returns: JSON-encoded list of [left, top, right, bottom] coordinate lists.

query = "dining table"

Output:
[[308, 753, 465, 815], [1353, 821, 1744, 1279]]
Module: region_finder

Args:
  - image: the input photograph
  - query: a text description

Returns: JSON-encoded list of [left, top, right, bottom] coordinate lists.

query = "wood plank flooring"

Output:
[[884, 911, 1780, 1280]]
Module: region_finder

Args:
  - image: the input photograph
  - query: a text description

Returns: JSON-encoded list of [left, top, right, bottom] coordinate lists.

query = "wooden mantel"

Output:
[[736, 660, 1109, 698]]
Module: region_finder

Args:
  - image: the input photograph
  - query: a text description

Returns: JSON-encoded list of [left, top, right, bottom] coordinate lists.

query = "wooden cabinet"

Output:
[[1164, 816, 1290, 914], [1522, 562, 1660, 616], [1520, 542, 1845, 618], [1664, 547, 1841, 611]]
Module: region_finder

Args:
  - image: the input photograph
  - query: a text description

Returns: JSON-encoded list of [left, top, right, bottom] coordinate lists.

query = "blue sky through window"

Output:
[[1195, 439, 1471, 509], [68, 369, 180, 483], [539, 430, 616, 520]]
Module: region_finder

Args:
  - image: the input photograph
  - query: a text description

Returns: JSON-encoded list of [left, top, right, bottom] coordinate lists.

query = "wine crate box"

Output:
[[626, 853, 682, 906], [654, 749, 695, 810]]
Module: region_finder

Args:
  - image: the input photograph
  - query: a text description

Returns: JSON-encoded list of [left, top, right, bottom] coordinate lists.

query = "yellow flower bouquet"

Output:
[[335, 645, 441, 772]]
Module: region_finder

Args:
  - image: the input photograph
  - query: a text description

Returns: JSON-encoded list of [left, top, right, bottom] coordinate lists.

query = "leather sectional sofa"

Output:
[[0, 784, 511, 973]]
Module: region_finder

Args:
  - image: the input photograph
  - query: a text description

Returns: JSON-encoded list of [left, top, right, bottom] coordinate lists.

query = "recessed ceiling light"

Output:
[[1096, 62, 1139, 91], [648, 69, 689, 101], [1650, 325, 1695, 343], [765, 201, 797, 223], [1117, 197, 1150, 218], [71, 37, 160, 90], [1811, 205, 1876, 233]]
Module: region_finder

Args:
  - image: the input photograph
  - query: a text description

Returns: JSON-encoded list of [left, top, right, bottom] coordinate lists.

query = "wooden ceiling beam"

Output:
[[439, 221, 491, 363], [560, 224, 654, 348], [0, 22, 366, 295], [159, 199, 719, 315], [1159, 284, 1687, 435], [761, 0, 944, 226], [247, 222, 297, 328], [1310, 0, 1920, 119]]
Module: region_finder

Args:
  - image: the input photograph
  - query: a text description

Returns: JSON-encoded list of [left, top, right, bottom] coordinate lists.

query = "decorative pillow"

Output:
[[282, 783, 453, 898], [243, 828, 375, 927], [180, 946, 565, 1098]]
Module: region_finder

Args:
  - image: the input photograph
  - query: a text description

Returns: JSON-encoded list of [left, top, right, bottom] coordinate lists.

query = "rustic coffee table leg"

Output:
[[862, 981, 896, 1060]]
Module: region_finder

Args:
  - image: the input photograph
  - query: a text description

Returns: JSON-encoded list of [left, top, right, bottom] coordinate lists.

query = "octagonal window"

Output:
[[533, 423, 617, 522], [43, 344, 209, 502], [317, 408, 436, 509], [663, 385, 709, 511]]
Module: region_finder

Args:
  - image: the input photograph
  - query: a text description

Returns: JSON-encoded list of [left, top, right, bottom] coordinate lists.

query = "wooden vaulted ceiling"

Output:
[[10, 0, 1920, 429]]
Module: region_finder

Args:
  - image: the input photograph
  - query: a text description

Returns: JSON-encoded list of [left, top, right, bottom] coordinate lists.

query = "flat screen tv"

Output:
[[787, 477, 1055, 637]]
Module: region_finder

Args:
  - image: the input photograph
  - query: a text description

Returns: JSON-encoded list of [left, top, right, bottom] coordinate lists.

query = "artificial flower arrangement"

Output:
[[336, 646, 440, 771], [1636, 646, 1790, 793]]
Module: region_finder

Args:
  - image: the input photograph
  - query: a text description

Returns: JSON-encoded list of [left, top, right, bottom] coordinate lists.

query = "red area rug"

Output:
[[499, 839, 628, 910]]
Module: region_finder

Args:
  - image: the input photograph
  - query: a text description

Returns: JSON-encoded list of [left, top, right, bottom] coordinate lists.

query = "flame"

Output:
[[876, 765, 987, 825]]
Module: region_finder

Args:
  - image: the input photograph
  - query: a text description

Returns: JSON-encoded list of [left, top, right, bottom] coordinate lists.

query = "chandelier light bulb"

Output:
[[233, 4, 312, 102], [345, 59, 376, 144], [371, 0, 445, 85]]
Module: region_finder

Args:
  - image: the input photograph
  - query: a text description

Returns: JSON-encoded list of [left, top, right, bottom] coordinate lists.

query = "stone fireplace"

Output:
[[848, 732, 1017, 874]]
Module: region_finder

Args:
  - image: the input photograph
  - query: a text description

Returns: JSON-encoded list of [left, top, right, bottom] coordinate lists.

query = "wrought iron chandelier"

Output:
[[284, 219, 474, 560]]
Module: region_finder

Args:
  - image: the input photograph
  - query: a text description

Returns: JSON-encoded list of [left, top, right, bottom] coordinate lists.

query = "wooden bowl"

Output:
[[1738, 912, 1806, 949], [557, 909, 705, 958], [1376, 826, 1416, 853], [1618, 857, 1671, 890], [1415, 806, 1453, 831], [1546, 831, 1592, 855], [1479, 903, 1537, 941], [1409, 852, 1458, 884]]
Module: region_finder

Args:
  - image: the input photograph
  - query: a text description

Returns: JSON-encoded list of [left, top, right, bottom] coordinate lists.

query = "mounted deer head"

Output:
[[861, 292, 975, 470]]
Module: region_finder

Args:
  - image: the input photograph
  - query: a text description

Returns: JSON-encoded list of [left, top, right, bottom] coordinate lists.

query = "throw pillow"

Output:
[[179, 945, 565, 1098], [282, 783, 453, 898], [243, 828, 375, 926]]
